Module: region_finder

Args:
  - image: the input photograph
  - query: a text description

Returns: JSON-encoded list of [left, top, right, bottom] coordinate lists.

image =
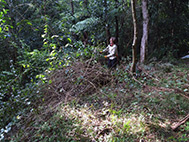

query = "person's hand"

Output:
[[104, 55, 108, 58]]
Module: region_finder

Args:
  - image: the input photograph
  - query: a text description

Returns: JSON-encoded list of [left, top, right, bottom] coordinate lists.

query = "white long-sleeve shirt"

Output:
[[103, 44, 118, 60]]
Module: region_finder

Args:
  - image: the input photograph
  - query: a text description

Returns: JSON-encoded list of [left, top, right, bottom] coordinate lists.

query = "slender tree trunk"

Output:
[[70, 0, 77, 39], [83, 31, 88, 46], [83, 0, 89, 46], [140, 0, 149, 63], [7, 0, 18, 65], [84, 0, 90, 14], [84, 0, 88, 9], [115, 0, 119, 44], [70, 0, 74, 16], [130, 0, 137, 72], [44, 0, 46, 15], [170, 0, 178, 57], [104, 0, 111, 45], [84, 0, 88, 6]]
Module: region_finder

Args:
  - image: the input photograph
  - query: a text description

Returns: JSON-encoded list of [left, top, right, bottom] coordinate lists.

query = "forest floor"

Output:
[[5, 59, 189, 142]]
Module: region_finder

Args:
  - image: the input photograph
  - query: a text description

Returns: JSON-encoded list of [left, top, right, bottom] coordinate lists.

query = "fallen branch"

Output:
[[143, 71, 159, 81], [126, 69, 143, 86], [171, 114, 189, 130]]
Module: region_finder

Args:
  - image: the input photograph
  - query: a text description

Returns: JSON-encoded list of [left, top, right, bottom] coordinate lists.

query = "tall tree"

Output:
[[84, 0, 88, 9], [104, 0, 111, 45], [140, 0, 149, 63], [70, 0, 74, 16], [130, 0, 137, 72], [115, 0, 119, 44]]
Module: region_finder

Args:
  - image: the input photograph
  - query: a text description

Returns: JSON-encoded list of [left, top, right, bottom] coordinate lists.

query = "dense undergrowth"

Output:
[[1, 0, 188, 141], [2, 52, 189, 141], [0, 41, 102, 140]]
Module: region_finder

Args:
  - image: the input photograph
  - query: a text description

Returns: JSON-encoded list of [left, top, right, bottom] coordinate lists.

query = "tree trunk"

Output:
[[44, 0, 46, 15], [104, 0, 111, 45], [7, 0, 17, 65], [84, 0, 88, 9], [130, 0, 138, 72], [83, 31, 88, 46], [115, 0, 119, 44], [70, 0, 74, 16], [140, 0, 149, 63]]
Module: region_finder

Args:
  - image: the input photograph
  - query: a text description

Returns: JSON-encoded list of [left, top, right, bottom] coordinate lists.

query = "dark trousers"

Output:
[[108, 58, 117, 68]]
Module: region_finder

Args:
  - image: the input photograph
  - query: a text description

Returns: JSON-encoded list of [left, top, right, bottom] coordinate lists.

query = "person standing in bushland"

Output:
[[100, 37, 118, 68]]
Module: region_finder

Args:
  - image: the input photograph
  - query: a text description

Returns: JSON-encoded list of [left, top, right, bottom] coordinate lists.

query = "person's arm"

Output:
[[101, 46, 109, 53]]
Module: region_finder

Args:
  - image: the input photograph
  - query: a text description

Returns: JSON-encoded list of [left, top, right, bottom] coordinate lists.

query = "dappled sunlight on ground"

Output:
[[57, 100, 175, 141], [4, 61, 189, 141], [58, 103, 147, 141]]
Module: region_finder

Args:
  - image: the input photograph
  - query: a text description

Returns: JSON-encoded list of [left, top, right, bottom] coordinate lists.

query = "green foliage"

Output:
[[0, 0, 9, 37], [71, 17, 99, 34], [0, 44, 49, 140], [73, 41, 97, 60], [0, 15, 72, 140]]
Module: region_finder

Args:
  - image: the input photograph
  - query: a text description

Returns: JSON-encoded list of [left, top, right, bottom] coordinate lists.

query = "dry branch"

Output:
[[171, 114, 189, 130], [126, 69, 143, 86]]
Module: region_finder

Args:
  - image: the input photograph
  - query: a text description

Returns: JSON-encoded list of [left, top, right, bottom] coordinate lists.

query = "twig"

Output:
[[83, 60, 92, 75], [47, 84, 62, 97], [97, 90, 113, 102], [143, 71, 159, 81], [126, 69, 143, 86], [83, 78, 97, 89]]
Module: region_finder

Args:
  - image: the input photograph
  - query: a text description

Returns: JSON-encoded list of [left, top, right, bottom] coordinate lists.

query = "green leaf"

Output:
[[76, 53, 80, 57], [27, 21, 32, 26], [49, 80, 52, 84], [41, 34, 46, 38], [3, 8, 7, 14], [36, 74, 45, 79], [67, 38, 72, 43], [44, 42, 48, 45], [22, 64, 26, 68], [2, 71, 13, 75]]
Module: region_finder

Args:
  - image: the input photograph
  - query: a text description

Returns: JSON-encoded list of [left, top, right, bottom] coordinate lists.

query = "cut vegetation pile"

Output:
[[44, 60, 113, 107]]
